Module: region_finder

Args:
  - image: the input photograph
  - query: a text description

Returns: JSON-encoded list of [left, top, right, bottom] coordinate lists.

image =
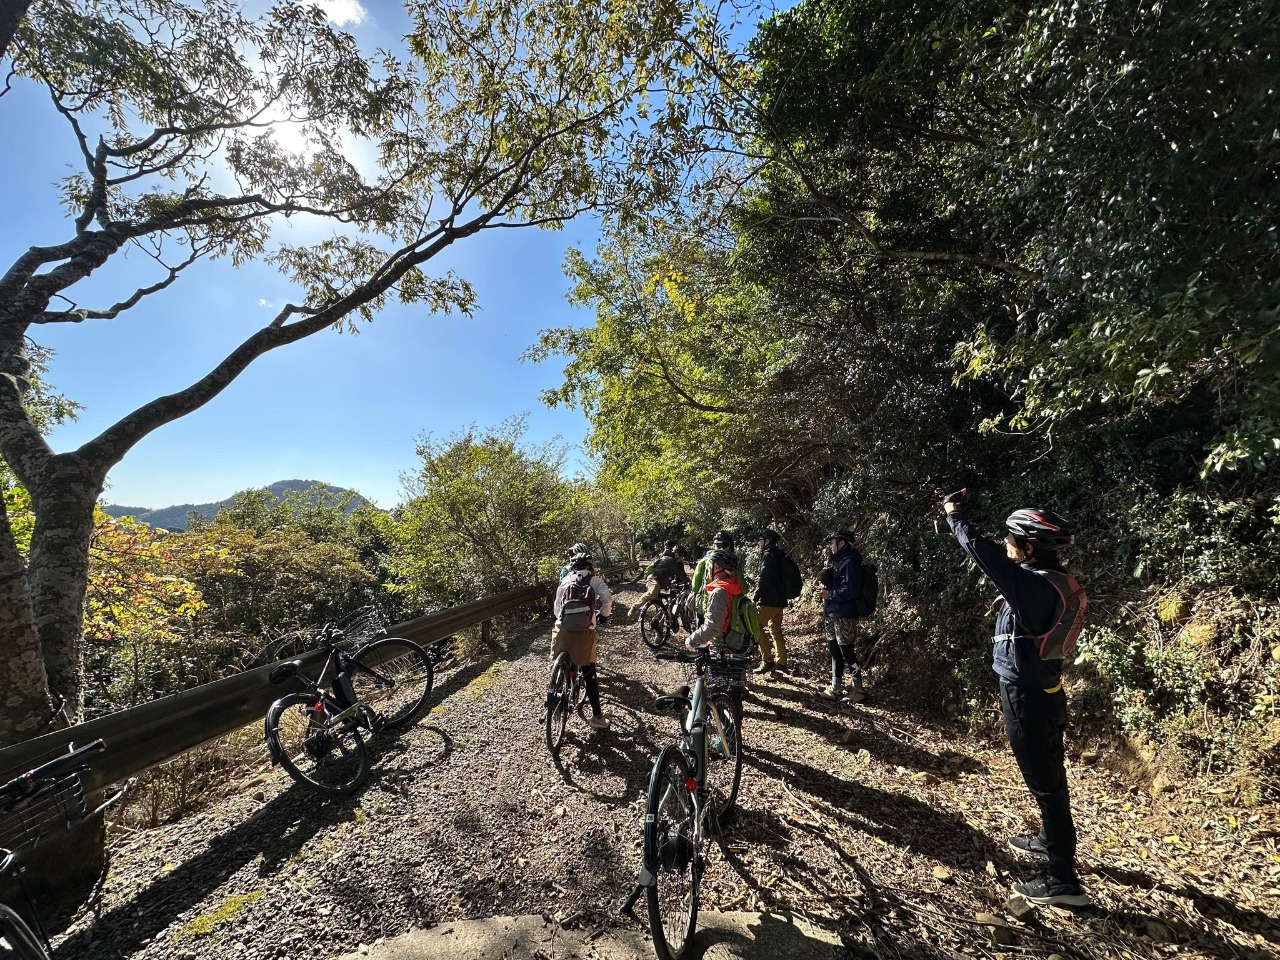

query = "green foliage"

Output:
[[389, 417, 604, 608], [531, 0, 1280, 783]]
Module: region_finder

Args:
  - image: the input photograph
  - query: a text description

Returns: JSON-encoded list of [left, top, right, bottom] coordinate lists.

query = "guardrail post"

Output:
[[480, 619, 492, 648]]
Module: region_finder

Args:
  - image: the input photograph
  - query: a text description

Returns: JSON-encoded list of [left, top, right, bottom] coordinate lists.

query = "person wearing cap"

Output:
[[752, 529, 789, 675], [816, 529, 869, 702], [943, 493, 1089, 907]]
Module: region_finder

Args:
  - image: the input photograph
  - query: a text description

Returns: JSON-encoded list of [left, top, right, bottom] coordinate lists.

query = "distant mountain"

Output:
[[102, 480, 370, 532]]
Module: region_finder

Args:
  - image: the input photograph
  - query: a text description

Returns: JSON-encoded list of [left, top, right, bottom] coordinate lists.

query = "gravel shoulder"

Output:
[[55, 577, 1280, 960]]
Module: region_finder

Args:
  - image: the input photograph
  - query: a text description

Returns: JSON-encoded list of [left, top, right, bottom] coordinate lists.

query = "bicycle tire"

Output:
[[645, 745, 699, 960], [0, 904, 49, 960], [545, 653, 572, 757], [351, 637, 434, 729], [705, 693, 744, 822], [639, 600, 671, 650], [265, 693, 370, 797]]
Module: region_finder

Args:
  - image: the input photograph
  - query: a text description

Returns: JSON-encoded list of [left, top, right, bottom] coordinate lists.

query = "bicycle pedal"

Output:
[[724, 844, 749, 855]]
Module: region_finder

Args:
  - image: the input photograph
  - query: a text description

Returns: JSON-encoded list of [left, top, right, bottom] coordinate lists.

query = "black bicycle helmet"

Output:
[[758, 529, 780, 544], [826, 530, 856, 544], [712, 529, 735, 549], [1005, 508, 1074, 549], [663, 539, 679, 553], [568, 542, 589, 559], [707, 548, 739, 572], [570, 553, 595, 570]]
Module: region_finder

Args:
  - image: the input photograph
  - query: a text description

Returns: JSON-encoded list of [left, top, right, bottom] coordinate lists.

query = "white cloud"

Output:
[[316, 0, 366, 26], [259, 298, 274, 308]]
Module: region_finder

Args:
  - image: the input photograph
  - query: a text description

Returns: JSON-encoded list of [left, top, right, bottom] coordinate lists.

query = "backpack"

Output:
[[782, 553, 803, 601], [1026, 569, 1088, 660], [559, 569, 597, 631], [855, 563, 879, 617], [722, 593, 760, 655]]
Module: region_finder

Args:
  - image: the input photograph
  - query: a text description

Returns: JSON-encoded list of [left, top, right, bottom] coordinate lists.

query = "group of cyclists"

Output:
[[549, 496, 1094, 910]]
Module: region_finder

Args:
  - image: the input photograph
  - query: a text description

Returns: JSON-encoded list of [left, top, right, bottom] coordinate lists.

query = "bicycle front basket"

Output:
[[0, 760, 89, 853], [334, 605, 386, 643], [707, 660, 748, 693]]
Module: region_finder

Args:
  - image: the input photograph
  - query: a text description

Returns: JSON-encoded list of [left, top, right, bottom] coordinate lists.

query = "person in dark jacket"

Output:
[[752, 529, 790, 675], [816, 530, 867, 701], [633, 540, 689, 612], [944, 493, 1089, 907]]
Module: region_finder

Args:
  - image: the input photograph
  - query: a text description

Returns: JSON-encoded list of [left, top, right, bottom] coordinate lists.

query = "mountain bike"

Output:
[[544, 651, 590, 758], [621, 645, 752, 960], [1, 739, 122, 959], [639, 584, 693, 650], [264, 606, 434, 797]]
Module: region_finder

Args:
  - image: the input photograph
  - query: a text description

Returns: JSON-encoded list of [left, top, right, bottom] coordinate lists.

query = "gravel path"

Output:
[[55, 577, 1280, 960]]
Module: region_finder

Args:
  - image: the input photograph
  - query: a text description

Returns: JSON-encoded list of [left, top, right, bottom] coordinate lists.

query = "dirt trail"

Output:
[[55, 577, 1280, 960]]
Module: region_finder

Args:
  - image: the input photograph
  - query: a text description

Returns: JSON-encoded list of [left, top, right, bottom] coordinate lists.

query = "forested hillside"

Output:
[[529, 0, 1280, 796], [101, 480, 371, 532]]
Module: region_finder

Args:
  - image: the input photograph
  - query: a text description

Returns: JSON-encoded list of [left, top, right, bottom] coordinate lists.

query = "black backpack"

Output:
[[855, 563, 879, 617], [782, 553, 803, 601]]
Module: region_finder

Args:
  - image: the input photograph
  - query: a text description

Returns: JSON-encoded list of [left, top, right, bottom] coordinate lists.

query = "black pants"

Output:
[[999, 678, 1078, 884]]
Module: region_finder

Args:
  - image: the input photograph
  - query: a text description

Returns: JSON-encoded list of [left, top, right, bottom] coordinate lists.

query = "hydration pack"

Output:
[[559, 569, 597, 631], [1027, 569, 1087, 660]]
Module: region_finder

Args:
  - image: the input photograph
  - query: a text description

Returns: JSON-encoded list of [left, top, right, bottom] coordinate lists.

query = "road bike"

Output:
[[638, 584, 693, 650], [544, 651, 590, 758], [622, 645, 752, 960], [264, 606, 434, 797], [1, 739, 122, 959]]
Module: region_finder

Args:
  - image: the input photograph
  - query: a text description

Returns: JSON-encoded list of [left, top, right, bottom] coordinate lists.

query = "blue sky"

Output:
[[1, 0, 603, 510]]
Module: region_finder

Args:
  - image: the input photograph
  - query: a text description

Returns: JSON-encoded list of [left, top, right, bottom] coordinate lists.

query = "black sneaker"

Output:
[[1011, 874, 1090, 907], [1008, 834, 1050, 858]]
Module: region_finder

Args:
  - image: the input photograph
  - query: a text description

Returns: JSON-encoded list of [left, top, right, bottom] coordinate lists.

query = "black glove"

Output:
[[940, 487, 968, 509], [597, 615, 611, 628]]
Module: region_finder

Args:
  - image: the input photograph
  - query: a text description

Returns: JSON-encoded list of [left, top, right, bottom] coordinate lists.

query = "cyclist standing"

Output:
[[943, 494, 1090, 907], [688, 529, 735, 624], [552, 551, 614, 730], [752, 529, 791, 676], [683, 549, 746, 651], [816, 530, 869, 702]]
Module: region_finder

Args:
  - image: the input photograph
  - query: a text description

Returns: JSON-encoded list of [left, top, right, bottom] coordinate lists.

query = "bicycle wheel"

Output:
[[639, 600, 671, 650], [545, 653, 572, 757], [265, 693, 370, 796], [0, 904, 49, 960], [705, 693, 744, 822], [351, 637, 434, 729], [645, 745, 699, 960]]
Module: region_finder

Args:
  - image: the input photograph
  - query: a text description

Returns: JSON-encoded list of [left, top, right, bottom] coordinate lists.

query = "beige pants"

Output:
[[551, 625, 598, 666], [758, 604, 787, 665]]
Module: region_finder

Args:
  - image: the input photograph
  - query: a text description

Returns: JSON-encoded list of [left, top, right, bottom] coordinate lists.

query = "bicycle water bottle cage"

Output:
[[269, 661, 304, 685]]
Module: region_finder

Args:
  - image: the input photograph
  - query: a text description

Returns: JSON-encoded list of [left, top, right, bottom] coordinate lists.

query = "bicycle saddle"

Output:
[[269, 660, 304, 684], [653, 684, 692, 713]]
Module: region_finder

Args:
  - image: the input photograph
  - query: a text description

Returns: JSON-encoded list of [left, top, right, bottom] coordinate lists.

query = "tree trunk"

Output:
[[27, 455, 103, 723], [0, 490, 53, 748], [0, 0, 34, 63]]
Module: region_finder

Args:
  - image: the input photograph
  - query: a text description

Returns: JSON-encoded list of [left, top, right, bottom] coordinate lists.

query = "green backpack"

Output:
[[723, 593, 760, 655]]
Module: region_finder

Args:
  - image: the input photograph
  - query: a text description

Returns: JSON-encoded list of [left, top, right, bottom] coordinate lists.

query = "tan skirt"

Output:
[[551, 625, 598, 666]]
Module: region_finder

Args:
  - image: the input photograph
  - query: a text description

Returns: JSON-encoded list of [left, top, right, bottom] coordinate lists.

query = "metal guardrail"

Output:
[[0, 562, 637, 794]]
